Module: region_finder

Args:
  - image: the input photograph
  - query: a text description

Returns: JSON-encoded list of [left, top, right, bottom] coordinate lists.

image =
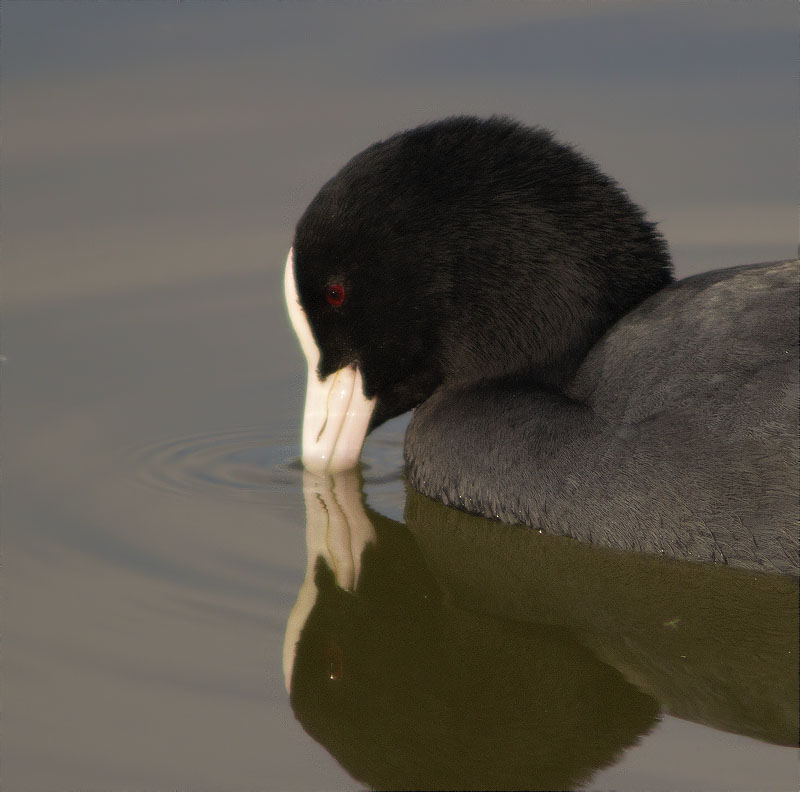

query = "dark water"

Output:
[[4, 272, 797, 791], [4, 2, 798, 789]]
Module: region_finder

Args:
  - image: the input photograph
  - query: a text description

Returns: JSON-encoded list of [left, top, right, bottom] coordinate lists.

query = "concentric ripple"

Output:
[[129, 426, 304, 503], [129, 420, 408, 516]]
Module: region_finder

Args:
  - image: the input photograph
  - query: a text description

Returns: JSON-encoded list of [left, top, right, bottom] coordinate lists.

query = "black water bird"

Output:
[[284, 116, 799, 575]]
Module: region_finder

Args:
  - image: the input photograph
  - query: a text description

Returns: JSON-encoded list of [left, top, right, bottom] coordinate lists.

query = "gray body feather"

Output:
[[406, 260, 799, 575]]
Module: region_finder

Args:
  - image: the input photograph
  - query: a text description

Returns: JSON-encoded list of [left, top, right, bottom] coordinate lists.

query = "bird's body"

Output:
[[406, 260, 798, 574], [286, 116, 799, 575]]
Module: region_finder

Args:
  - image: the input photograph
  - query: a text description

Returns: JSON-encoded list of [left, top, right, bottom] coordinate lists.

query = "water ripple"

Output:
[[130, 426, 301, 503], [128, 422, 407, 514]]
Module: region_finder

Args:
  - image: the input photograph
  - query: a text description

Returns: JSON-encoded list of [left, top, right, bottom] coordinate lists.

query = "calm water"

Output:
[[4, 272, 797, 791], [4, 2, 797, 790]]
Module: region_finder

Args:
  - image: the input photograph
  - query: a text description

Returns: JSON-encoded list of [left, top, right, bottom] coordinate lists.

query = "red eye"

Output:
[[325, 283, 346, 307]]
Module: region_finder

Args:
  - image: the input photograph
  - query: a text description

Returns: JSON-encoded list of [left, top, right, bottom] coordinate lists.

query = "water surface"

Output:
[[4, 271, 797, 791], [3, 2, 797, 790]]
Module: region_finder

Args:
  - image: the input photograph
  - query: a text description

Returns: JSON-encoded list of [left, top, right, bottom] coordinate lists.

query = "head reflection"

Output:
[[283, 471, 377, 692], [283, 471, 659, 791]]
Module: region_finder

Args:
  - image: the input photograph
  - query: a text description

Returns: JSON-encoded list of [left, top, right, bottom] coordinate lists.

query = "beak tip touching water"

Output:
[[299, 364, 376, 474]]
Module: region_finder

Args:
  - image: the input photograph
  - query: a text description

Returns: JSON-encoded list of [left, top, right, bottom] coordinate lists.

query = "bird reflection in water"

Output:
[[283, 471, 798, 791]]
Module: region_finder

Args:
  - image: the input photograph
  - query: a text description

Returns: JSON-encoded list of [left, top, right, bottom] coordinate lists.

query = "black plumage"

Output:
[[291, 116, 799, 575]]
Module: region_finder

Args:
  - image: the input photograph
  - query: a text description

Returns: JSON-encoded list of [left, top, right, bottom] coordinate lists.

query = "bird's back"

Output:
[[407, 261, 799, 574], [565, 259, 799, 573]]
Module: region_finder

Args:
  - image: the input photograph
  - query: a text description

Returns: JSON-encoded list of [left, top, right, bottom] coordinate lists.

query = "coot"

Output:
[[284, 116, 798, 575]]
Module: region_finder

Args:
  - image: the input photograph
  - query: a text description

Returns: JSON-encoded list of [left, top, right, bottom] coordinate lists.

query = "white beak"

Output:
[[284, 249, 376, 474]]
